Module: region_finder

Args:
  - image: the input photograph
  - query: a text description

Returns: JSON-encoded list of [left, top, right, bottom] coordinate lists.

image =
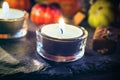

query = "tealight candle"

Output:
[[0, 2, 28, 39], [41, 18, 83, 39], [36, 18, 88, 62]]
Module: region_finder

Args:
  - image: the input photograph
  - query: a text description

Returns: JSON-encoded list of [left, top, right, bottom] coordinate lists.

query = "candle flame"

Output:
[[59, 18, 65, 34], [2, 1, 10, 18]]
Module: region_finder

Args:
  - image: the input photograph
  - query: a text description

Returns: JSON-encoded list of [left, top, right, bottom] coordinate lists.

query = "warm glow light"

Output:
[[2, 1, 10, 18], [59, 18, 65, 34]]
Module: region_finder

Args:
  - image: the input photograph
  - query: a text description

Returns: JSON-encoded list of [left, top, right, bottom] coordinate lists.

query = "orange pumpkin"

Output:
[[47, 0, 83, 17], [5, 0, 31, 11]]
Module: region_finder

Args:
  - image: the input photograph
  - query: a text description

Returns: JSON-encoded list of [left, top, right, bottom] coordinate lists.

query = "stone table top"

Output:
[[0, 20, 120, 80]]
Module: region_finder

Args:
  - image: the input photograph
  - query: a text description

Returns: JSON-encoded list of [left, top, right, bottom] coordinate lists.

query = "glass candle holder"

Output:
[[36, 24, 88, 62], [0, 9, 28, 39]]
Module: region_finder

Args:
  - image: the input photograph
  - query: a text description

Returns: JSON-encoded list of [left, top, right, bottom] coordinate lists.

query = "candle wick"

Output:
[[60, 28, 63, 34]]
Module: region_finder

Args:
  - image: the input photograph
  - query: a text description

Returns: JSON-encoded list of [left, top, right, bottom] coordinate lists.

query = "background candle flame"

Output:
[[59, 18, 65, 34], [2, 1, 10, 18]]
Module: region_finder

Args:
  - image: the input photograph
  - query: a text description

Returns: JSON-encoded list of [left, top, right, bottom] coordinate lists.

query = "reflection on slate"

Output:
[[0, 36, 45, 77], [0, 22, 120, 80]]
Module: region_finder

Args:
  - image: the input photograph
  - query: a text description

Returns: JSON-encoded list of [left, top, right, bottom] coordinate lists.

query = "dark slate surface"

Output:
[[0, 20, 120, 80]]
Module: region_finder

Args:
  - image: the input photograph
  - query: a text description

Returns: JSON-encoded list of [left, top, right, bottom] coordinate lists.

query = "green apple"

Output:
[[88, 0, 114, 28]]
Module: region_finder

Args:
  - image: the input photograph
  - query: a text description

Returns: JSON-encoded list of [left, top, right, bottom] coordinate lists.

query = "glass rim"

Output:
[[36, 26, 88, 42]]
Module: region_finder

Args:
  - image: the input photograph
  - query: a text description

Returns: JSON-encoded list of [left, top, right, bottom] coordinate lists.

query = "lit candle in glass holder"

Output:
[[0, 1, 28, 39], [36, 18, 88, 62]]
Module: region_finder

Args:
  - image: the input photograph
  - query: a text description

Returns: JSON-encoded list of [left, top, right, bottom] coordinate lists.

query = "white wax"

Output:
[[0, 9, 24, 19], [41, 24, 83, 39]]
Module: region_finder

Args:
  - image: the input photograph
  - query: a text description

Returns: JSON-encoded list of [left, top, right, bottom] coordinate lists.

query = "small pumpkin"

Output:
[[30, 3, 62, 25], [36, 0, 82, 17], [5, 0, 31, 11]]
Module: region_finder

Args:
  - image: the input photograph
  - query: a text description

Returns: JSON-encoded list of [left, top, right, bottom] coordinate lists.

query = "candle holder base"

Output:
[[37, 48, 84, 62], [36, 24, 88, 62], [0, 22, 27, 39]]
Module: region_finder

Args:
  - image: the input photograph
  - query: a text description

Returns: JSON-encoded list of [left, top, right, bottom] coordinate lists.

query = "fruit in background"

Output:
[[30, 4, 47, 24], [49, 3, 61, 23], [88, 0, 114, 28], [39, 0, 82, 17], [5, 0, 31, 11], [30, 3, 62, 25]]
